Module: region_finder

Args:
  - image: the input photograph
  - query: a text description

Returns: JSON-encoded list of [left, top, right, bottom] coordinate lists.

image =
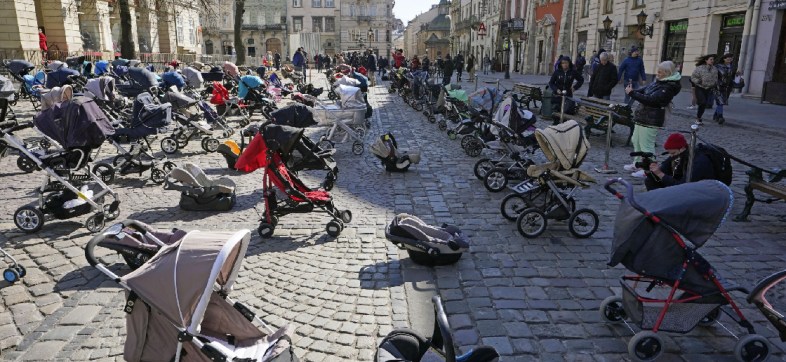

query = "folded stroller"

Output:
[[85, 220, 299, 362], [370, 132, 421, 172], [235, 123, 352, 238], [165, 162, 236, 211], [500, 120, 598, 239], [377, 295, 498, 362], [601, 179, 776, 362], [385, 213, 468, 266]]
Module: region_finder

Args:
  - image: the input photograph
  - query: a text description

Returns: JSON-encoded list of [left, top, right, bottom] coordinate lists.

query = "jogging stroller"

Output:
[[2, 59, 44, 110], [85, 220, 299, 361], [9, 96, 120, 233], [370, 132, 421, 172], [235, 123, 352, 238], [385, 214, 468, 266], [601, 178, 775, 362], [165, 162, 236, 211], [377, 295, 498, 362], [501, 120, 598, 239]]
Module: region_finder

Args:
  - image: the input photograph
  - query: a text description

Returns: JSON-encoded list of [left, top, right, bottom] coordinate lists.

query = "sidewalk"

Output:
[[458, 72, 786, 133]]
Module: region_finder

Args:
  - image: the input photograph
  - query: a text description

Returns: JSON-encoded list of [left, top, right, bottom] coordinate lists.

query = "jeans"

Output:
[[630, 125, 658, 163]]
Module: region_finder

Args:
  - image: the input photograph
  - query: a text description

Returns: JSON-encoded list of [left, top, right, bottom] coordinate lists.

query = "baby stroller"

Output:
[[181, 66, 204, 93], [117, 67, 159, 98], [602, 179, 775, 362], [370, 132, 421, 172], [45, 61, 80, 89], [377, 295, 498, 362], [235, 123, 353, 238], [84, 220, 299, 362], [310, 85, 368, 155], [9, 96, 120, 233], [159, 91, 224, 154], [238, 75, 278, 120], [165, 162, 236, 211], [84, 76, 129, 124], [208, 81, 251, 127], [2, 59, 44, 110], [501, 120, 598, 238], [385, 214, 468, 266]]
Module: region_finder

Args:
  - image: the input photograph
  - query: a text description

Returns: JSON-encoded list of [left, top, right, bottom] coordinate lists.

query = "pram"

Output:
[[182, 66, 204, 92], [85, 220, 299, 362], [165, 162, 236, 211], [370, 132, 421, 172], [238, 75, 278, 120], [8, 96, 120, 233], [309, 85, 368, 155], [117, 67, 159, 98], [209, 81, 251, 126], [84, 76, 129, 124], [159, 91, 224, 154], [45, 61, 80, 89], [377, 295, 498, 362], [235, 123, 353, 238], [501, 120, 598, 238], [161, 71, 186, 91], [385, 214, 468, 266], [2, 59, 44, 110], [601, 178, 776, 362]]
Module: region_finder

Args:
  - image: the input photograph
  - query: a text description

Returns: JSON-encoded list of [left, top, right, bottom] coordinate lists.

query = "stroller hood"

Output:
[[182, 67, 204, 88], [40, 85, 74, 111], [0, 75, 15, 100], [95, 60, 110, 75], [161, 71, 186, 90], [238, 75, 264, 99], [495, 97, 536, 134], [163, 91, 197, 110], [223, 61, 239, 78], [6, 60, 35, 75], [85, 77, 116, 102], [263, 123, 304, 156], [128, 67, 159, 89], [468, 87, 503, 113], [121, 230, 250, 335], [46, 67, 80, 89], [271, 104, 317, 128], [34, 96, 115, 149], [534, 120, 589, 170], [337, 85, 365, 108]]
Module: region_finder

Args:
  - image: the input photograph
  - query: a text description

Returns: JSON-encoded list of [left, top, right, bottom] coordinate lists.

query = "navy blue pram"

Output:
[[46, 68, 80, 89], [113, 93, 172, 140], [117, 68, 159, 97], [161, 71, 186, 90]]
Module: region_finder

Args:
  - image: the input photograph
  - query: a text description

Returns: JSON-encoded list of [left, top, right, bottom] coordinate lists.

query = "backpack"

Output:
[[697, 143, 733, 185]]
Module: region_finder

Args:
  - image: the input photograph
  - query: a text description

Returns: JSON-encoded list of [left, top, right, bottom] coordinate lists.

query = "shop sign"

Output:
[[723, 13, 745, 28], [667, 20, 689, 33]]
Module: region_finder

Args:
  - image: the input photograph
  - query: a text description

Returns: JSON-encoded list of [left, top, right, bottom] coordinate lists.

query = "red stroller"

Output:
[[603, 179, 778, 362], [235, 123, 352, 239]]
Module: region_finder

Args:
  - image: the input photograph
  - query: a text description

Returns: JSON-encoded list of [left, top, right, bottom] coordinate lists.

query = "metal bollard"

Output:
[[594, 106, 618, 174], [686, 124, 699, 182]]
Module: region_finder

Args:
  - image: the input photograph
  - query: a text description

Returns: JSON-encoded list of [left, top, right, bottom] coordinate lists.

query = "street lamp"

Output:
[[602, 16, 618, 40], [504, 19, 512, 80], [637, 11, 654, 38]]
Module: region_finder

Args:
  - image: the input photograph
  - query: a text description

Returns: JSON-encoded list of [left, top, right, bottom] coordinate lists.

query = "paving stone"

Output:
[[19, 340, 67, 360], [60, 306, 102, 325]]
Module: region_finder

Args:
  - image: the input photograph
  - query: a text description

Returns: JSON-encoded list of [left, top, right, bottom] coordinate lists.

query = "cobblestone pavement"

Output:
[[0, 74, 784, 361]]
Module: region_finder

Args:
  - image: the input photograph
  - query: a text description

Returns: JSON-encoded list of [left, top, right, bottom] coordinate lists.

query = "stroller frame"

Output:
[[308, 95, 366, 156], [2, 60, 42, 110], [92, 136, 176, 184]]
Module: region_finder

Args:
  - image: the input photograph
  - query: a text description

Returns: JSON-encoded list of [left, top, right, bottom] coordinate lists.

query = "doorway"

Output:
[[536, 40, 544, 74], [773, 16, 786, 83], [717, 13, 745, 65]]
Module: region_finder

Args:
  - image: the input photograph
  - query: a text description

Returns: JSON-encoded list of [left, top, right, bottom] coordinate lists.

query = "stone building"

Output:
[[201, 0, 287, 61], [286, 0, 338, 58], [748, 0, 786, 103], [403, 6, 439, 57], [418, 0, 451, 60], [340, 0, 395, 56]]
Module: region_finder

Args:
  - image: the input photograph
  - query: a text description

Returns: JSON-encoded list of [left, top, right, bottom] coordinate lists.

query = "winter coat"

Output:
[[646, 150, 716, 190], [366, 54, 377, 71], [422, 58, 431, 71], [410, 58, 421, 71], [629, 74, 681, 127], [39, 33, 48, 52], [442, 58, 454, 75], [715, 63, 734, 90], [691, 65, 719, 90], [454, 55, 464, 72], [292, 51, 305, 67], [618, 56, 646, 83], [548, 68, 584, 97], [393, 53, 405, 68], [588, 61, 618, 97], [575, 56, 587, 72], [466, 56, 475, 71]]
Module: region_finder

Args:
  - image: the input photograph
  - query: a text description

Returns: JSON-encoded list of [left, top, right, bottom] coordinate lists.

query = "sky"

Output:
[[393, 0, 439, 26]]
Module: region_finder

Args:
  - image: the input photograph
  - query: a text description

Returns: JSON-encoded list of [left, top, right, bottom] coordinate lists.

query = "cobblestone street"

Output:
[[0, 74, 785, 361]]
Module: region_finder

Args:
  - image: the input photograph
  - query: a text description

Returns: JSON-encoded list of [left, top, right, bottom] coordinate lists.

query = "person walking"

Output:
[[713, 53, 734, 124], [274, 51, 281, 70], [366, 50, 378, 87], [392, 49, 405, 69], [690, 54, 719, 125], [422, 56, 431, 72], [454, 52, 465, 81], [466, 54, 475, 82], [39, 28, 48, 63], [483, 55, 490, 75], [292, 48, 305, 72], [618, 47, 646, 105], [575, 51, 587, 77], [623, 61, 682, 178], [587, 52, 618, 100], [442, 54, 454, 85]]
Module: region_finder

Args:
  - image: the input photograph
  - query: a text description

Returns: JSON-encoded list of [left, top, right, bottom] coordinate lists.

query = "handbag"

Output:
[[633, 104, 665, 128]]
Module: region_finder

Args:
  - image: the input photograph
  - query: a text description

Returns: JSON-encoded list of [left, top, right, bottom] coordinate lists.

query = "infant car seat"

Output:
[[385, 213, 469, 266], [165, 163, 236, 211], [370, 133, 421, 172]]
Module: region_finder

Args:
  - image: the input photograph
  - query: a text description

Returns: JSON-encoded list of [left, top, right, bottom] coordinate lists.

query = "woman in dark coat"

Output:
[[442, 55, 454, 85]]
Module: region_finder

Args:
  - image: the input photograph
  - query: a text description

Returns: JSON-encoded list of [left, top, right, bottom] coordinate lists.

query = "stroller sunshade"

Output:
[[263, 124, 304, 156], [534, 120, 589, 170], [163, 91, 198, 110], [0, 75, 15, 100], [271, 104, 317, 128], [6, 60, 35, 75], [85, 77, 116, 102], [128, 67, 159, 89], [34, 96, 115, 149]]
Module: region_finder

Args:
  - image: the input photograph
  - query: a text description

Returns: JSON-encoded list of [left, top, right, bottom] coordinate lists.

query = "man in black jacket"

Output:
[[588, 52, 618, 99], [548, 56, 584, 97]]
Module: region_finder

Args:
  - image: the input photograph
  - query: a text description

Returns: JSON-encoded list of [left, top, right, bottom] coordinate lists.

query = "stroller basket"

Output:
[[620, 277, 721, 333]]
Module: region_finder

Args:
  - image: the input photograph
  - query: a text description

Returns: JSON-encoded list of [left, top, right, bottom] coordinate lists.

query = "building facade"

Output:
[[403, 5, 439, 57], [737, 0, 785, 103], [286, 0, 338, 58], [418, 0, 451, 60], [339, 0, 395, 55], [201, 0, 287, 61]]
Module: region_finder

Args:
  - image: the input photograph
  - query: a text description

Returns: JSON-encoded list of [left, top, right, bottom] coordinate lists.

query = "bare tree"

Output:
[[119, 0, 134, 58], [233, 0, 246, 65]]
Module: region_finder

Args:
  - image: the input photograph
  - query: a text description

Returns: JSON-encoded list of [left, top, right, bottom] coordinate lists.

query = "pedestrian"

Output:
[[575, 51, 587, 77], [548, 56, 584, 120], [713, 53, 735, 124], [39, 28, 48, 63], [690, 54, 719, 125], [274, 51, 281, 70], [587, 52, 618, 100], [442, 54, 454, 85], [483, 54, 490, 75], [392, 49, 405, 69], [454, 52, 465, 81], [315, 53, 323, 72], [422, 55, 431, 72], [324, 54, 332, 72], [644, 133, 716, 190], [623, 61, 682, 178], [467, 54, 475, 82], [410, 55, 421, 72], [366, 50, 378, 87], [590, 49, 604, 77], [618, 46, 647, 105]]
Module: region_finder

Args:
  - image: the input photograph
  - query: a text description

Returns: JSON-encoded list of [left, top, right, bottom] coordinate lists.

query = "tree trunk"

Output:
[[119, 0, 136, 59], [233, 0, 245, 65]]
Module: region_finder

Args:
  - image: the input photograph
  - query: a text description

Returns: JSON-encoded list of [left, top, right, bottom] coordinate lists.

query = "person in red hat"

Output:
[[644, 133, 716, 190]]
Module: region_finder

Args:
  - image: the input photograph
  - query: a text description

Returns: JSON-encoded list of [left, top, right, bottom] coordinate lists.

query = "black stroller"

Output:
[[602, 178, 776, 362], [117, 67, 159, 98], [2, 59, 42, 110], [159, 91, 224, 154]]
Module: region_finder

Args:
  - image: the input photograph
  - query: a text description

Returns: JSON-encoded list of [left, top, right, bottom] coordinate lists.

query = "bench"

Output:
[[512, 83, 544, 111], [552, 96, 633, 146], [734, 166, 786, 221]]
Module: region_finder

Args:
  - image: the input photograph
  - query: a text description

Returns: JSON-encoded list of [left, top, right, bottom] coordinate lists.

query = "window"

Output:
[[293, 17, 303, 32], [581, 0, 590, 17], [247, 38, 255, 45], [604, 0, 613, 14], [248, 46, 256, 57], [349, 5, 355, 16], [370, 5, 376, 16], [325, 17, 335, 32], [313, 17, 323, 32], [293, 0, 301, 7], [189, 17, 196, 44], [176, 17, 183, 44], [223, 15, 229, 27], [633, 0, 644, 8], [325, 0, 334, 7], [312, 0, 321, 7]]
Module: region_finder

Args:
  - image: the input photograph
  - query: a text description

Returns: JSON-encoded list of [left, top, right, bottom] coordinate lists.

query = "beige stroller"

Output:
[[85, 220, 299, 361]]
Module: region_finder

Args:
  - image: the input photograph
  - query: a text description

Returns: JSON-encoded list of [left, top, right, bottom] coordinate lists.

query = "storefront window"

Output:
[[662, 19, 688, 71]]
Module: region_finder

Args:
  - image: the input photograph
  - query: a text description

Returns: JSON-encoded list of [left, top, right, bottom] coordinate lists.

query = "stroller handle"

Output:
[[85, 219, 155, 267], [604, 178, 656, 218], [432, 295, 456, 362], [0, 121, 33, 135]]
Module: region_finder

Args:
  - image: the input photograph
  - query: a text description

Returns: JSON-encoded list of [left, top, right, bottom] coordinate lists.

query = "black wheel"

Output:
[[16, 155, 37, 173], [484, 168, 508, 192], [202, 138, 220, 153], [103, 203, 120, 221], [460, 135, 475, 149], [340, 210, 352, 223], [175, 132, 189, 147], [150, 169, 167, 184], [38, 138, 51, 150], [258, 222, 275, 238], [447, 130, 457, 140], [15, 265, 26, 278], [734, 334, 770, 362], [3, 268, 20, 284], [465, 139, 483, 158], [326, 220, 343, 237], [317, 138, 334, 151], [438, 119, 447, 131], [14, 206, 44, 233], [599, 296, 626, 323], [92, 163, 115, 183], [122, 252, 151, 270], [160, 137, 179, 154], [698, 308, 721, 327], [500, 194, 527, 221], [516, 208, 548, 238], [473, 158, 494, 179], [352, 126, 367, 139], [628, 331, 664, 362], [412, 102, 424, 111], [351, 141, 364, 155], [112, 154, 131, 167], [568, 208, 599, 238], [322, 180, 334, 191], [85, 213, 105, 234], [162, 161, 177, 172]]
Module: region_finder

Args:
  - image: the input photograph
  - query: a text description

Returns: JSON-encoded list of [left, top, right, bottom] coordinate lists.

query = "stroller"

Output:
[[235, 123, 352, 238], [309, 85, 368, 155], [2, 59, 44, 110], [85, 220, 299, 361], [208, 81, 251, 126], [159, 91, 224, 154], [238, 75, 279, 120], [117, 67, 159, 98], [501, 120, 598, 239], [165, 162, 237, 211], [377, 295, 498, 362], [84, 76, 129, 124], [45, 61, 80, 89], [370, 132, 421, 172], [601, 178, 777, 362], [385, 214, 468, 266], [8, 96, 120, 233]]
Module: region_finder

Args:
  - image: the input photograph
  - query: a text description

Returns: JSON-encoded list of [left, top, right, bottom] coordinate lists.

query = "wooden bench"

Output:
[[551, 96, 634, 146], [512, 83, 544, 111], [734, 166, 786, 221]]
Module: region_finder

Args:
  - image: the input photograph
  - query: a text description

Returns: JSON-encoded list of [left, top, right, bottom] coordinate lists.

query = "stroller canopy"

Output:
[[223, 61, 239, 78], [47, 60, 66, 71], [112, 58, 130, 68], [182, 67, 203, 88], [262, 124, 304, 156], [0, 75, 15, 100], [40, 85, 74, 111], [534, 120, 589, 170], [95, 60, 110, 76], [46, 67, 80, 89], [85, 77, 116, 102], [337, 85, 365, 108], [163, 91, 197, 110], [6, 60, 34, 76], [121, 230, 250, 336], [495, 97, 536, 135], [238, 75, 264, 99], [271, 104, 317, 128], [128, 67, 159, 89], [468, 87, 504, 113], [161, 71, 186, 90], [34, 96, 114, 149], [610, 180, 733, 282]]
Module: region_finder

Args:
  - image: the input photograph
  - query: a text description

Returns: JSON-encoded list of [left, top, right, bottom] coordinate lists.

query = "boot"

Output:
[[717, 115, 725, 125]]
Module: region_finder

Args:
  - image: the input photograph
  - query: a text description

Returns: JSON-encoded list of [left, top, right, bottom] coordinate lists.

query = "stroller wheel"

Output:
[[568, 208, 599, 238], [447, 130, 457, 140], [162, 161, 177, 173], [3, 268, 20, 284], [317, 138, 335, 151], [102, 203, 120, 221], [460, 135, 475, 149], [465, 139, 484, 158], [122, 252, 152, 270], [14, 206, 44, 233], [352, 126, 367, 139], [412, 102, 424, 112], [39, 138, 51, 150], [15, 265, 26, 278], [428, 115, 436, 124], [92, 163, 116, 183], [160, 137, 179, 154], [438, 119, 447, 131], [150, 169, 167, 184], [516, 208, 547, 238], [175, 133, 189, 147], [628, 331, 664, 362], [473, 158, 494, 179], [112, 154, 131, 167], [340, 210, 352, 223], [352, 141, 364, 155], [16, 155, 37, 173], [202, 138, 220, 153], [734, 334, 770, 362], [599, 295, 626, 324], [500, 194, 527, 221], [85, 213, 105, 234], [484, 169, 508, 192], [258, 222, 276, 239], [326, 220, 343, 237]]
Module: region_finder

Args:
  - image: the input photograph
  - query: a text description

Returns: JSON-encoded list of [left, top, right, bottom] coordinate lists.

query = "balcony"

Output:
[[357, 15, 372, 22]]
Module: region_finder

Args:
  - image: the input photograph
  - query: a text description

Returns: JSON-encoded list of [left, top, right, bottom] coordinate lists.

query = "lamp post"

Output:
[[602, 16, 618, 40], [504, 19, 512, 80], [636, 11, 654, 38]]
